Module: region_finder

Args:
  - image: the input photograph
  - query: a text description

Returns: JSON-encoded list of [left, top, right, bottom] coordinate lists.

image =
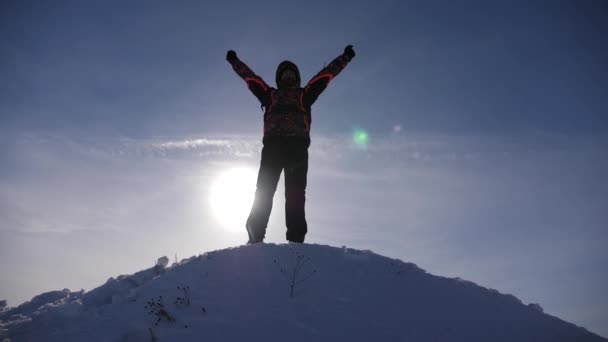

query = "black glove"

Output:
[[226, 50, 237, 64], [344, 45, 355, 60]]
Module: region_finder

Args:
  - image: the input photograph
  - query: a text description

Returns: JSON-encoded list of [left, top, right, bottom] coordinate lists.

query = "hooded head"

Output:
[[275, 60, 301, 88]]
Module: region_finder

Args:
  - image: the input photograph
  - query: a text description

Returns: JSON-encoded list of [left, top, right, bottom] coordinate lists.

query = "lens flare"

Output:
[[353, 128, 369, 148]]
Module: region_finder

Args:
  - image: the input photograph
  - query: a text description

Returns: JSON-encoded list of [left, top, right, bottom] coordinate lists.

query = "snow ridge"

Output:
[[1, 243, 606, 342]]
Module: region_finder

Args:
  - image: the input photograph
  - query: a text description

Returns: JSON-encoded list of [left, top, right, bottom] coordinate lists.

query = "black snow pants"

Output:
[[246, 137, 308, 243]]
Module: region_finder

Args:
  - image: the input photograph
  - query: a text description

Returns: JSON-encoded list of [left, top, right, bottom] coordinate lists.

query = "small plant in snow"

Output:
[[274, 251, 317, 298], [174, 285, 191, 307], [145, 296, 176, 326]]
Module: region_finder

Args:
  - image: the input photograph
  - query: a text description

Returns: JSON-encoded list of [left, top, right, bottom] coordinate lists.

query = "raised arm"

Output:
[[303, 45, 355, 106], [226, 50, 272, 106]]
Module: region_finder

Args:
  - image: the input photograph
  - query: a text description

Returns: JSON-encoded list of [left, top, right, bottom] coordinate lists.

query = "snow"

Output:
[[1, 243, 606, 341]]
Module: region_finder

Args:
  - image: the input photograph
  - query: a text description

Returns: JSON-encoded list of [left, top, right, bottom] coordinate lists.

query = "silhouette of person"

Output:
[[226, 46, 355, 244]]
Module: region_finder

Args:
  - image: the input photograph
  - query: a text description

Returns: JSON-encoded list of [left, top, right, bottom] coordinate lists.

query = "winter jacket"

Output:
[[229, 53, 352, 147]]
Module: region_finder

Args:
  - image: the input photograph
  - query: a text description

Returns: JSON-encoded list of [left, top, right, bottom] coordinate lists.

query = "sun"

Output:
[[209, 167, 258, 232]]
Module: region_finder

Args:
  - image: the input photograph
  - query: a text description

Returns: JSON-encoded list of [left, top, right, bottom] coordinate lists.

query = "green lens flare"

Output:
[[353, 129, 369, 147]]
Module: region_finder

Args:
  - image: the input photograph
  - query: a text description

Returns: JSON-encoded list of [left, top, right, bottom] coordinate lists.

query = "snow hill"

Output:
[[1, 243, 606, 342]]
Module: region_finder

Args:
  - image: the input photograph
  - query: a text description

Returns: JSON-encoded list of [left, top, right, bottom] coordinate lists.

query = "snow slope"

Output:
[[1, 243, 606, 341]]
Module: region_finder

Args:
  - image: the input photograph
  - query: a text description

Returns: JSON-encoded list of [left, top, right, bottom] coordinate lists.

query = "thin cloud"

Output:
[[12, 133, 262, 159], [154, 138, 232, 149]]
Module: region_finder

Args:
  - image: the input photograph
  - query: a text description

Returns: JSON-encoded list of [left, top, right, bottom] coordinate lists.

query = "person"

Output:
[[226, 45, 355, 244]]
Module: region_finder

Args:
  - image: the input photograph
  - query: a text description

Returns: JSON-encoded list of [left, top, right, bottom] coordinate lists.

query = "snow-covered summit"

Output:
[[1, 243, 606, 341]]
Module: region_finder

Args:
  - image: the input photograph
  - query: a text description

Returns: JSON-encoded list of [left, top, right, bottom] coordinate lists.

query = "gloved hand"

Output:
[[226, 50, 238, 64], [344, 45, 355, 60]]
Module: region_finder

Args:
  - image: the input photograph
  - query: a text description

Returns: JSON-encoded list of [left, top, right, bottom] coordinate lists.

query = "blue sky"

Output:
[[1, 0, 607, 337]]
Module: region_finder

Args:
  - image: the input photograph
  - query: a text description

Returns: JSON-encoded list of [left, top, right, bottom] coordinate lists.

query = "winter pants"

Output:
[[246, 137, 308, 243]]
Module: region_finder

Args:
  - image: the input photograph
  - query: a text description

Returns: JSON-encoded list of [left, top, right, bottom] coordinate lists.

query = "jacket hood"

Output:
[[275, 60, 301, 88]]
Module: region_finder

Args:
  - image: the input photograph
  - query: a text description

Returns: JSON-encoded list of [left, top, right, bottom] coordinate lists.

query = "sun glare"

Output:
[[209, 167, 258, 232]]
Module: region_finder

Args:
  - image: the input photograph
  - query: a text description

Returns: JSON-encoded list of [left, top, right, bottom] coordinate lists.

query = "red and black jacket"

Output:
[[229, 52, 352, 147]]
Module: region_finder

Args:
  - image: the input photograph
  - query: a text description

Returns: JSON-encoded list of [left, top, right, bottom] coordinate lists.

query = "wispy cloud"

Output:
[[154, 138, 232, 149], [11, 133, 262, 159]]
